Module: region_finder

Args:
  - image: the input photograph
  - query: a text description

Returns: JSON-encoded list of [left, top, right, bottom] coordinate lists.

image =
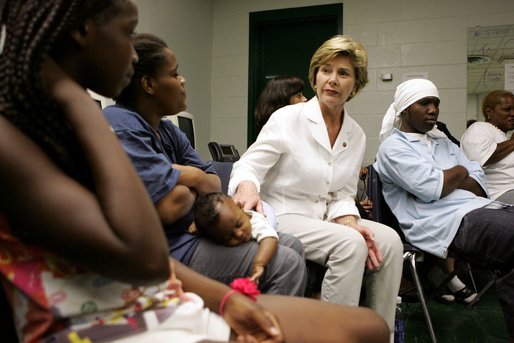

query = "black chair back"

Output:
[[210, 160, 234, 194], [367, 164, 404, 242]]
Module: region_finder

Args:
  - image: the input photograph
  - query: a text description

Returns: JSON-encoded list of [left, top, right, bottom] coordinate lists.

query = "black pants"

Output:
[[451, 206, 514, 338]]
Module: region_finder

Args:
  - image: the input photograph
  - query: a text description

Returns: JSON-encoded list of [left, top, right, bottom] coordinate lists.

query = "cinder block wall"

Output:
[[135, 1, 514, 165]]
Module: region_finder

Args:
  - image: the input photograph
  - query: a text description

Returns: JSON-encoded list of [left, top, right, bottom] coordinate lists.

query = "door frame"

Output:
[[248, 3, 343, 145]]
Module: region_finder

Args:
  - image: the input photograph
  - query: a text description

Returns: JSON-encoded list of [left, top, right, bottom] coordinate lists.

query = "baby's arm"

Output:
[[250, 237, 278, 283]]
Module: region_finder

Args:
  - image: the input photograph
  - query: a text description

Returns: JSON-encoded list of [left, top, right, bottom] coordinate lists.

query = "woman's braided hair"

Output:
[[0, 0, 121, 186]]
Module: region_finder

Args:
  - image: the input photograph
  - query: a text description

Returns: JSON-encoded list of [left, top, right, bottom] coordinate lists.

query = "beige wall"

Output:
[[135, 0, 514, 164], [134, 0, 213, 159]]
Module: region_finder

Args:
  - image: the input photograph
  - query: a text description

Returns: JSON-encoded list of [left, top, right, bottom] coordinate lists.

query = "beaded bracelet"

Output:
[[219, 277, 261, 316]]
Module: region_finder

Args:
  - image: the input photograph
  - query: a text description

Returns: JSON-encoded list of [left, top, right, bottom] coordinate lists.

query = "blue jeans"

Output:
[[451, 206, 514, 338]]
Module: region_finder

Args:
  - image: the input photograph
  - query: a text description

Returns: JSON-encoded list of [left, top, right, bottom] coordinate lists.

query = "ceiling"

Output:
[[467, 24, 514, 94]]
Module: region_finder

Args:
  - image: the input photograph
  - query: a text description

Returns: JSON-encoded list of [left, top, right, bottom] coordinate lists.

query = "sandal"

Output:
[[450, 286, 477, 305], [434, 287, 455, 304]]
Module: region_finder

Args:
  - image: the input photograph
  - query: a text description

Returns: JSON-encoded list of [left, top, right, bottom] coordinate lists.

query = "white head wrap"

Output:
[[379, 79, 439, 141]]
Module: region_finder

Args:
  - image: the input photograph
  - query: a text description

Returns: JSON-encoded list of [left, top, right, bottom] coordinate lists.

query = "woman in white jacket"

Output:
[[229, 35, 403, 336]]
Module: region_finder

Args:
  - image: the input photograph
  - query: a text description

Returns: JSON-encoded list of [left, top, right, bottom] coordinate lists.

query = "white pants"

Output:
[[113, 293, 230, 343], [277, 214, 403, 331]]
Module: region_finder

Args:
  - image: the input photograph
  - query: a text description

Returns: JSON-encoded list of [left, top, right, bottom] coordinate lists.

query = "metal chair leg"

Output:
[[406, 251, 437, 343], [468, 276, 496, 306]]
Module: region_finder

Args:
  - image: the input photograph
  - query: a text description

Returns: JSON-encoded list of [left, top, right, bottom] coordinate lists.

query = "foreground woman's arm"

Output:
[[175, 259, 389, 343], [0, 59, 169, 285]]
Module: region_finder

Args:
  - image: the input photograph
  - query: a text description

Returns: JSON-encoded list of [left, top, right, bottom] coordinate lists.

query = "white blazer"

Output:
[[228, 97, 365, 221]]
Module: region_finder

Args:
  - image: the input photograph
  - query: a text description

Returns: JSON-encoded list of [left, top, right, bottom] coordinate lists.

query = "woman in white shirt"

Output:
[[228, 35, 403, 336], [461, 90, 514, 204]]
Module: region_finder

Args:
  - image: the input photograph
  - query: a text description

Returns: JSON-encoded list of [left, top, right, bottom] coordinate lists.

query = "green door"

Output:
[[248, 3, 343, 145]]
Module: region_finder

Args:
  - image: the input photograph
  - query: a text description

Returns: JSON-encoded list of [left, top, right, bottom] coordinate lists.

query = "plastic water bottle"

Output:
[[394, 296, 405, 343]]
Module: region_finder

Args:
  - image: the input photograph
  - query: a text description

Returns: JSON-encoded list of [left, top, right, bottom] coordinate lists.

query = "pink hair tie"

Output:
[[219, 278, 261, 316]]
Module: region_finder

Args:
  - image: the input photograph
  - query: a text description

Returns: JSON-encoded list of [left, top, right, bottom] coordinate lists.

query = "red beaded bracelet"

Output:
[[219, 277, 260, 316]]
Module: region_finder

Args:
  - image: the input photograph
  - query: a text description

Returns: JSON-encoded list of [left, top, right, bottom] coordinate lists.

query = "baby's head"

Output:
[[193, 192, 252, 246]]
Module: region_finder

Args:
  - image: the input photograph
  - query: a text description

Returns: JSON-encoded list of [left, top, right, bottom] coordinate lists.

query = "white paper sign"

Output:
[[504, 64, 514, 93]]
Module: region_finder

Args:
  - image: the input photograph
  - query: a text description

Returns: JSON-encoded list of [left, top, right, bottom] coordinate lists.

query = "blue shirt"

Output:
[[374, 128, 492, 257], [103, 104, 216, 263]]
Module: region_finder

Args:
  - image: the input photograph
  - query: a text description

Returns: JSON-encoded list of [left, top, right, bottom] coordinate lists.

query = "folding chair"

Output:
[[367, 164, 437, 343], [210, 160, 234, 194]]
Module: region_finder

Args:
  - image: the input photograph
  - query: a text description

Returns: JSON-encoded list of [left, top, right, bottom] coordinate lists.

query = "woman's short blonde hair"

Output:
[[308, 35, 368, 101]]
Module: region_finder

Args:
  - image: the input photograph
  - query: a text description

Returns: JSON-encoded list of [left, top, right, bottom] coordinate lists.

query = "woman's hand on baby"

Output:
[[233, 181, 263, 213], [223, 292, 283, 342]]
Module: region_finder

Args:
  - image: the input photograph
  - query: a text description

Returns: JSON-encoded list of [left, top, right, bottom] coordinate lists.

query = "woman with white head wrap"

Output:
[[379, 79, 441, 142]]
